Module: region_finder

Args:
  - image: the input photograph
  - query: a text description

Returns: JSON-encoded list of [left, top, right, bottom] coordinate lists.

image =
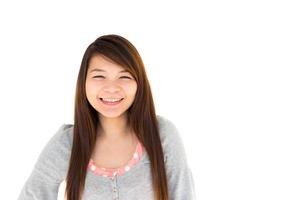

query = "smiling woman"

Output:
[[17, 34, 195, 200]]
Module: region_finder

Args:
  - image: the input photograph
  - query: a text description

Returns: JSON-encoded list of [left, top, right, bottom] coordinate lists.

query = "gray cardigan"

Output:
[[17, 115, 196, 200]]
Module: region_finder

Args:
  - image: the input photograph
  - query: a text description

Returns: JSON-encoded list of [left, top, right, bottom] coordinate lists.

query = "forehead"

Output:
[[88, 54, 126, 72]]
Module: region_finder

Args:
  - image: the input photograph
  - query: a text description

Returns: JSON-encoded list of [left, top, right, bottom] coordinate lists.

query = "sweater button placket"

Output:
[[110, 172, 119, 200]]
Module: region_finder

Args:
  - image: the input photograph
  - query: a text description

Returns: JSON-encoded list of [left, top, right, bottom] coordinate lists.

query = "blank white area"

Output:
[[0, 0, 299, 200]]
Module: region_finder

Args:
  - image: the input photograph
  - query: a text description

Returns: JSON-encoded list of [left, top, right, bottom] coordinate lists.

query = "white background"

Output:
[[0, 0, 299, 199]]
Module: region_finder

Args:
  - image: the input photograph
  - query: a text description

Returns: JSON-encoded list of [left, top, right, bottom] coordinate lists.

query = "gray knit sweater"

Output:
[[17, 115, 196, 200]]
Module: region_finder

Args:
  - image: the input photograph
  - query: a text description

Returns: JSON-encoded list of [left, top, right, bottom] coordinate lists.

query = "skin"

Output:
[[85, 54, 139, 168]]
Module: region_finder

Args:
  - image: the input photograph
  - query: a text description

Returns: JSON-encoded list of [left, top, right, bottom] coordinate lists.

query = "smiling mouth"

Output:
[[100, 98, 124, 105]]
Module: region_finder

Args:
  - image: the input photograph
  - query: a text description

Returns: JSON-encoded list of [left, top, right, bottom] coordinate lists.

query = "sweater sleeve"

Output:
[[157, 115, 197, 200], [17, 124, 73, 200]]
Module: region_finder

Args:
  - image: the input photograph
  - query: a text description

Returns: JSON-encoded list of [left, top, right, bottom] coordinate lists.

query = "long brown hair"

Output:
[[65, 34, 168, 200]]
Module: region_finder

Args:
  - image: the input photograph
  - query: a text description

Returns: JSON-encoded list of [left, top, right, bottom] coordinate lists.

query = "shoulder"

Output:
[[156, 114, 182, 144], [37, 123, 74, 165], [156, 115, 187, 161], [31, 124, 74, 183], [47, 123, 74, 149]]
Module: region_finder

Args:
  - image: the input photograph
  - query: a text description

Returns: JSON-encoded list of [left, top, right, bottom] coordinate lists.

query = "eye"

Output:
[[92, 75, 132, 79], [120, 76, 132, 79], [93, 75, 104, 79]]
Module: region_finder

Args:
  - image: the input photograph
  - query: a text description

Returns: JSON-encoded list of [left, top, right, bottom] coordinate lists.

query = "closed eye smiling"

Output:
[[92, 76, 132, 79]]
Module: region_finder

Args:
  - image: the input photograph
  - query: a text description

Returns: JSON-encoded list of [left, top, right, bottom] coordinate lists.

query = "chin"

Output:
[[98, 111, 128, 119]]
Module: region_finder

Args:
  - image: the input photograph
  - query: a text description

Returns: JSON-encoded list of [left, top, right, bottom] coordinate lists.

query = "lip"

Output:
[[99, 98, 124, 106]]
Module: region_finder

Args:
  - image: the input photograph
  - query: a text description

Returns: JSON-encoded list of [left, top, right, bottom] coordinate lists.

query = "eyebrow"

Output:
[[89, 68, 130, 73]]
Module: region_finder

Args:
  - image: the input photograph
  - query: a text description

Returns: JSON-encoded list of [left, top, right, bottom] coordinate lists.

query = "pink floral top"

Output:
[[87, 140, 144, 177]]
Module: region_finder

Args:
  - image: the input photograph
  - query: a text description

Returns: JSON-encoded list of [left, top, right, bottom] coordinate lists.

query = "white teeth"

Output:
[[101, 98, 122, 102]]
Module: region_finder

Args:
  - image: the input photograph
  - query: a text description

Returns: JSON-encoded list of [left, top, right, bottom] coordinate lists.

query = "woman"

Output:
[[18, 34, 195, 200]]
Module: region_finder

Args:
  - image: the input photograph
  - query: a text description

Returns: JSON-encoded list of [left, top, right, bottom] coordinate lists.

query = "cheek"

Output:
[[85, 81, 99, 97], [125, 83, 137, 97]]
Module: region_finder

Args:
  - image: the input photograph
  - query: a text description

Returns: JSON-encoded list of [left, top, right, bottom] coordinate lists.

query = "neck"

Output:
[[97, 113, 131, 141]]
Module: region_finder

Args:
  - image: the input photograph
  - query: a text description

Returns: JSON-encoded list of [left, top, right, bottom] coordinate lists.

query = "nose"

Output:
[[102, 82, 122, 93]]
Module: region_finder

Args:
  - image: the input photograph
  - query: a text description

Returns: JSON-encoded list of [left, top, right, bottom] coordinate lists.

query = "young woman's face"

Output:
[[85, 54, 137, 119]]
